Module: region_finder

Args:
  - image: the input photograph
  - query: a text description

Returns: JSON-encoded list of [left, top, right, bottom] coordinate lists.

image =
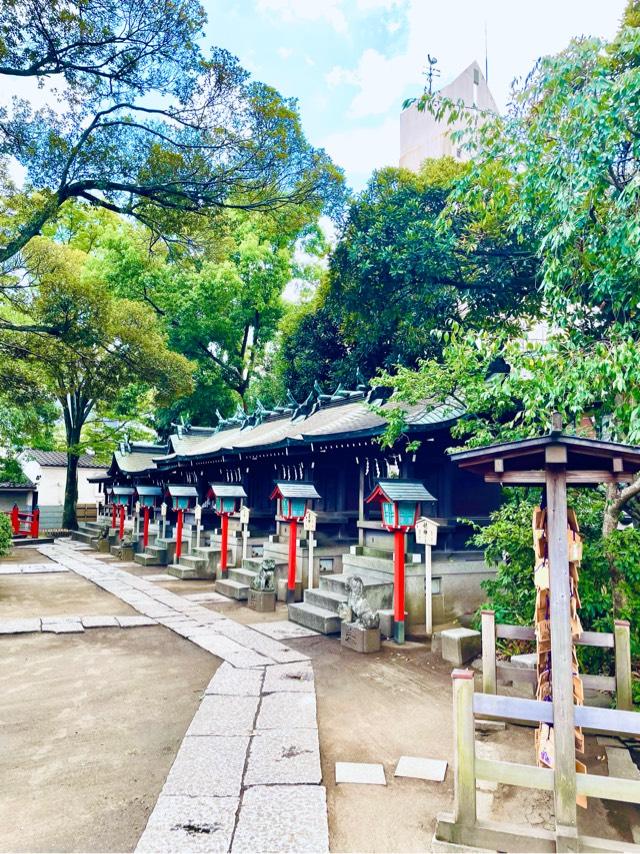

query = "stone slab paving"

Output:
[[335, 762, 387, 785], [394, 755, 448, 782], [0, 563, 68, 575], [32, 542, 329, 853], [0, 617, 41, 634], [247, 620, 320, 641], [184, 592, 229, 603], [0, 614, 156, 634], [41, 618, 85, 634], [136, 795, 239, 853], [231, 786, 329, 853]]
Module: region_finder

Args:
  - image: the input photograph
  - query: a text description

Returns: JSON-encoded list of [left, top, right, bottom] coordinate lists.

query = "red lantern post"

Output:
[[119, 504, 125, 540], [209, 484, 248, 578], [166, 485, 199, 564], [269, 481, 320, 604], [143, 506, 150, 548], [175, 508, 184, 560], [366, 479, 436, 645], [111, 502, 117, 528]]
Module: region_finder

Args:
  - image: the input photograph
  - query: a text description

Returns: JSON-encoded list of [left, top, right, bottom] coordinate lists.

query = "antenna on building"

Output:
[[484, 21, 489, 83], [423, 53, 440, 94]]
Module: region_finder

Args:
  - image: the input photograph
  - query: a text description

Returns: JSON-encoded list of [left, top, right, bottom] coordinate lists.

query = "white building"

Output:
[[400, 60, 497, 171], [19, 449, 107, 528]]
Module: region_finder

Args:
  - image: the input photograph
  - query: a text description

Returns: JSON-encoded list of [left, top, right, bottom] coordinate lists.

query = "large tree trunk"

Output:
[[63, 450, 80, 530]]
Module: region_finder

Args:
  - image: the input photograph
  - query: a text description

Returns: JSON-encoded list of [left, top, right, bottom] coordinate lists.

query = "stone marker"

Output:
[[394, 756, 448, 782], [440, 627, 481, 666], [335, 762, 386, 785]]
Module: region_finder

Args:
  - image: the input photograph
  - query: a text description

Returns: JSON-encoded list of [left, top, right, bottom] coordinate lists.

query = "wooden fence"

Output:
[[481, 609, 632, 711]]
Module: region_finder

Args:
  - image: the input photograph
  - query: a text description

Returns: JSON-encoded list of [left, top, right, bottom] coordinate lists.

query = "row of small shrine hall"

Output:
[[91, 385, 502, 634]]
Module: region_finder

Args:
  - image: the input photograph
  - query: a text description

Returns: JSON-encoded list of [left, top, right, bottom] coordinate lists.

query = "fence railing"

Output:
[[481, 609, 632, 711], [5, 505, 39, 538]]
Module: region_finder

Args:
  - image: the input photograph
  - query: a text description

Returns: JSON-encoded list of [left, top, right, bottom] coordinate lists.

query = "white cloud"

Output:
[[277, 47, 293, 59], [321, 117, 398, 184], [256, 0, 348, 34], [325, 65, 358, 88]]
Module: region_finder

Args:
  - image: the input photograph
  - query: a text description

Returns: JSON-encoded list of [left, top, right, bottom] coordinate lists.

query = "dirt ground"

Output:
[[0, 627, 218, 853], [0, 572, 139, 618]]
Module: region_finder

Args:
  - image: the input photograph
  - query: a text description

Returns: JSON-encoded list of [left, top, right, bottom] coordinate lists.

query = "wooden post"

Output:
[[308, 528, 315, 590], [614, 619, 632, 712], [393, 528, 405, 644], [481, 610, 497, 694], [31, 508, 39, 538], [425, 543, 433, 636], [452, 669, 477, 827], [111, 503, 117, 529], [10, 504, 19, 535], [545, 464, 578, 842], [119, 504, 125, 540]]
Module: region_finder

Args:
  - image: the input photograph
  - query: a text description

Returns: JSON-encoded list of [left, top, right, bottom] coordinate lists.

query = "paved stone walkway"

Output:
[[0, 614, 156, 634], [0, 562, 69, 575], [33, 540, 328, 853]]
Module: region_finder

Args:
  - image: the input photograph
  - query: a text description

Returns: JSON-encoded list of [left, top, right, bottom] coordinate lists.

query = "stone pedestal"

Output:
[[341, 622, 381, 654], [440, 627, 481, 665], [378, 608, 408, 639], [96, 538, 111, 553], [248, 589, 276, 612], [276, 579, 302, 603]]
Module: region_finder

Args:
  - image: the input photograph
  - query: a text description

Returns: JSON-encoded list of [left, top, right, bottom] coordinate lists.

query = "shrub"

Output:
[[0, 514, 12, 557]]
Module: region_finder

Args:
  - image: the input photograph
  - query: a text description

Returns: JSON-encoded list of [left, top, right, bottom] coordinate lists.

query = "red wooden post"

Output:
[[143, 506, 150, 548], [287, 518, 298, 602], [31, 508, 39, 538], [119, 504, 125, 540], [111, 503, 117, 528], [393, 528, 406, 644], [220, 513, 229, 575], [10, 504, 19, 535], [175, 508, 183, 560]]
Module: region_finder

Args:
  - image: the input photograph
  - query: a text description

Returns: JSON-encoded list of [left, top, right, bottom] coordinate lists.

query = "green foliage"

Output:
[[0, 1, 344, 267], [0, 513, 11, 557], [276, 160, 538, 398], [603, 526, 640, 659], [471, 489, 620, 670], [0, 456, 28, 484]]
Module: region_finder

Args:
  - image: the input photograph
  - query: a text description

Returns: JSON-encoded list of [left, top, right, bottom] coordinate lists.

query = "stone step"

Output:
[[287, 602, 342, 635], [304, 588, 347, 614], [167, 563, 214, 580], [134, 551, 166, 567], [228, 566, 258, 585], [179, 554, 208, 570], [215, 578, 249, 600], [72, 530, 95, 545]]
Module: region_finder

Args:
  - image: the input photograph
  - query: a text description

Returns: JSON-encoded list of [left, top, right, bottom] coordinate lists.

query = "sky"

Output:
[[203, 0, 628, 191]]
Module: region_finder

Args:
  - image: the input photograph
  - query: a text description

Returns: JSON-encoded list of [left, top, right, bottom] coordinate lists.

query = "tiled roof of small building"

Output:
[[22, 449, 106, 468]]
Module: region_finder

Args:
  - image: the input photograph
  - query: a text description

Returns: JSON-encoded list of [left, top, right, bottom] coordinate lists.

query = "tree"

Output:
[[0, 0, 344, 271], [88, 207, 328, 423], [2, 236, 193, 527], [274, 159, 539, 397]]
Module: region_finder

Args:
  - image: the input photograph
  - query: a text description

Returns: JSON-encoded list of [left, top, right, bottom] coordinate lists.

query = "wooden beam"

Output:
[[485, 470, 635, 485], [545, 465, 577, 833], [575, 704, 640, 736], [614, 620, 632, 711], [475, 757, 553, 791], [545, 444, 568, 464], [473, 692, 554, 724], [577, 772, 640, 804]]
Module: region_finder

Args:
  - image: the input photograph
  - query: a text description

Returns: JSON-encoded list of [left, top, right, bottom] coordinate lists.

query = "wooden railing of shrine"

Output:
[[481, 609, 633, 711], [436, 669, 640, 853], [6, 505, 39, 538]]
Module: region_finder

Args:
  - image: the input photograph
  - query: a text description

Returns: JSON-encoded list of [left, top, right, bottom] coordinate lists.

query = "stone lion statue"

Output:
[[338, 575, 379, 629], [251, 558, 276, 592]]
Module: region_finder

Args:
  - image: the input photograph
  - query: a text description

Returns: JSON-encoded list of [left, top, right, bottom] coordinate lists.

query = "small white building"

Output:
[[19, 449, 107, 528], [400, 60, 497, 171]]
